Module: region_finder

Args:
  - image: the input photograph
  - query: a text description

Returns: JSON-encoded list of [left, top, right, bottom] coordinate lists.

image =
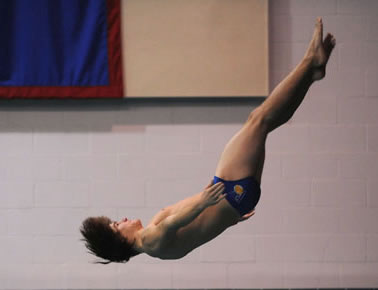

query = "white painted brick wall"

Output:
[[1, 0, 378, 288]]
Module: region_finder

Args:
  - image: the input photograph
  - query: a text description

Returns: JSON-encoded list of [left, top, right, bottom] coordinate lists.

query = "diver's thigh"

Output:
[[214, 120, 267, 181]]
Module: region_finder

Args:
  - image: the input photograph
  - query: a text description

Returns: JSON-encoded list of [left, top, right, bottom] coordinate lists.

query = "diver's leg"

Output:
[[215, 18, 335, 183], [260, 17, 336, 132]]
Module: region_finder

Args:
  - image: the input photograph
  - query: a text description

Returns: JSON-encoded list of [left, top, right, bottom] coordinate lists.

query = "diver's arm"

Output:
[[161, 181, 225, 233], [141, 181, 225, 254]]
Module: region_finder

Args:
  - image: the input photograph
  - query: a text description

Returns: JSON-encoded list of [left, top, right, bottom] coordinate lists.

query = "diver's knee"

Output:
[[247, 107, 270, 132]]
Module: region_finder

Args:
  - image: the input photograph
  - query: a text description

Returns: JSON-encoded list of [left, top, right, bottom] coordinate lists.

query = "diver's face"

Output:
[[109, 217, 143, 242]]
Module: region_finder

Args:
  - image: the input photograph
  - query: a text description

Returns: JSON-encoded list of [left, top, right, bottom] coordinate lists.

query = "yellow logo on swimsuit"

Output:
[[234, 184, 244, 195]]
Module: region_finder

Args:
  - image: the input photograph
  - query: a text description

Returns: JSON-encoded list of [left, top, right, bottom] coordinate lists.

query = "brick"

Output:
[[0, 182, 33, 208], [271, 43, 292, 71], [366, 15, 378, 41], [144, 153, 217, 180], [338, 97, 378, 124], [228, 262, 284, 288], [172, 263, 227, 288], [367, 179, 378, 207], [283, 154, 311, 179], [324, 235, 366, 262], [5, 209, 34, 236], [0, 111, 9, 131], [34, 132, 89, 155], [288, 0, 337, 16], [336, 70, 365, 98], [363, 44, 378, 70], [64, 155, 116, 182], [32, 236, 87, 264], [0, 211, 6, 235], [339, 208, 378, 234], [226, 204, 285, 235], [200, 124, 241, 154], [366, 68, 378, 97], [90, 180, 145, 207], [91, 155, 118, 181], [337, 0, 367, 15], [328, 15, 366, 43], [309, 125, 366, 153], [91, 131, 119, 154], [32, 157, 62, 181], [0, 133, 33, 156], [362, 0, 378, 16], [172, 103, 230, 124], [150, 154, 202, 179], [256, 235, 328, 262], [0, 264, 34, 289], [35, 181, 89, 207], [0, 157, 7, 180], [0, 237, 33, 264], [266, 125, 310, 153], [65, 110, 116, 130], [200, 235, 255, 262], [64, 263, 118, 289], [270, 16, 292, 43], [62, 132, 90, 155], [284, 208, 339, 233], [284, 263, 340, 288], [62, 156, 91, 181], [31, 208, 88, 236], [119, 154, 148, 180], [339, 43, 363, 72], [117, 263, 172, 288], [146, 124, 200, 153], [339, 153, 378, 179], [368, 125, 378, 152], [367, 235, 378, 262], [290, 94, 337, 125], [263, 153, 282, 178], [32, 110, 64, 131], [114, 126, 146, 154], [116, 104, 172, 125], [282, 154, 338, 179], [5, 156, 33, 180], [341, 263, 378, 287], [146, 179, 200, 207], [62, 111, 90, 131], [304, 67, 340, 98], [29, 264, 68, 290], [269, 0, 290, 15], [260, 178, 311, 208], [312, 179, 366, 207]]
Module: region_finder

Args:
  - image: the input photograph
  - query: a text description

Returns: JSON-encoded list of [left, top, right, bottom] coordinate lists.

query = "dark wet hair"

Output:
[[80, 216, 140, 264]]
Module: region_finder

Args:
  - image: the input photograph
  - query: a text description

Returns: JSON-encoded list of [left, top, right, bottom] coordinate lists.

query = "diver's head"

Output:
[[80, 216, 143, 264]]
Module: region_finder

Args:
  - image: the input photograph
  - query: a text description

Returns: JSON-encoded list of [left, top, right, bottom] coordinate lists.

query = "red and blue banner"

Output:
[[0, 0, 123, 98]]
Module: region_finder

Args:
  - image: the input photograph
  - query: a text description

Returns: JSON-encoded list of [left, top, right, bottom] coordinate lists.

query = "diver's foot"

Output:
[[304, 17, 336, 81]]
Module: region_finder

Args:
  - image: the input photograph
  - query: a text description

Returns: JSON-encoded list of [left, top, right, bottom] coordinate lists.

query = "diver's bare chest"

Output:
[[170, 201, 239, 255]]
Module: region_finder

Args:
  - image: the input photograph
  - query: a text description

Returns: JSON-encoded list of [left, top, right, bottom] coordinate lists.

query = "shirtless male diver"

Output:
[[81, 18, 336, 263]]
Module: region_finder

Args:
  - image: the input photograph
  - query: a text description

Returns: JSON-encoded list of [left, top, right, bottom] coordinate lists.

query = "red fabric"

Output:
[[0, 0, 123, 99]]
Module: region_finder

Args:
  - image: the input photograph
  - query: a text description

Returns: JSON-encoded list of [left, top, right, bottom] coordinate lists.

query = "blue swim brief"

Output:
[[213, 176, 261, 216]]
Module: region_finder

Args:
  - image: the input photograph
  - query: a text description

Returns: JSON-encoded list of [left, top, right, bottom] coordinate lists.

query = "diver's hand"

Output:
[[238, 210, 255, 222], [201, 180, 225, 207]]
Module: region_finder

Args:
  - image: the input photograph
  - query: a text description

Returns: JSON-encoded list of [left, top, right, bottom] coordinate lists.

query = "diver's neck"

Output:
[[133, 228, 145, 253]]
